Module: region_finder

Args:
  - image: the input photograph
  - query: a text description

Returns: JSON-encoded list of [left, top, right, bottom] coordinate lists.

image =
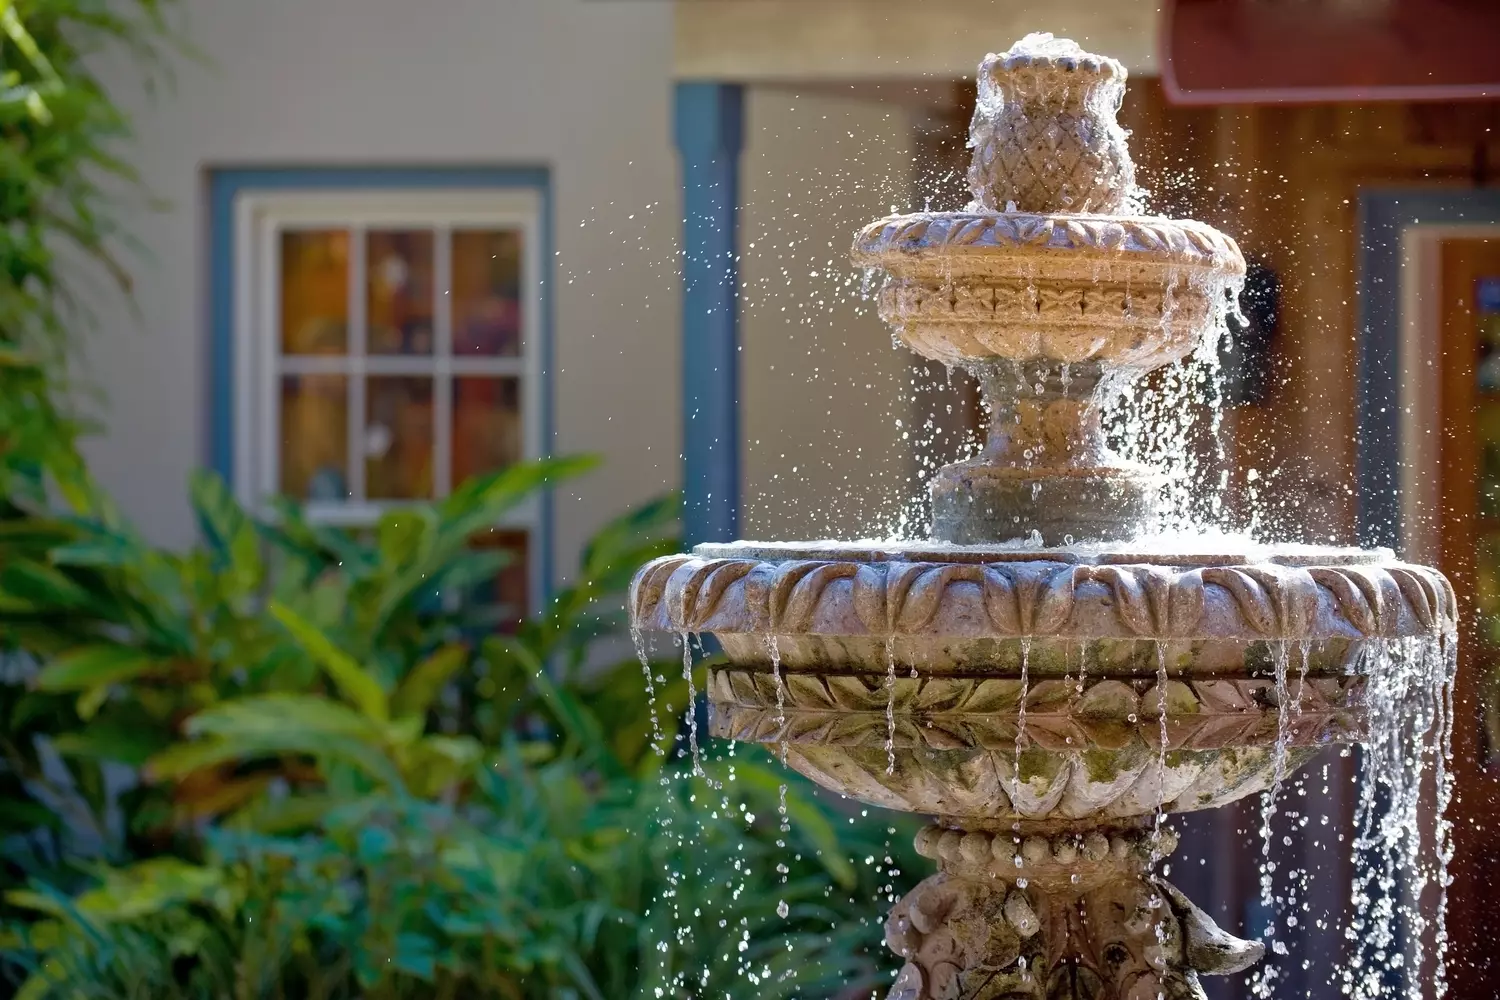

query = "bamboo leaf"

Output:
[[269, 600, 388, 722], [148, 731, 401, 789], [189, 468, 261, 595], [35, 644, 167, 693], [51, 718, 171, 766], [391, 643, 468, 721]]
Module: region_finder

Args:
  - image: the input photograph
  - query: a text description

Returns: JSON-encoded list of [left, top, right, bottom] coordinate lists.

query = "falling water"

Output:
[[1343, 633, 1457, 1000], [1014, 638, 1032, 798], [1251, 640, 1294, 998], [1433, 632, 1458, 995], [632, 624, 666, 754], [765, 633, 789, 765], [883, 636, 897, 775], [680, 631, 703, 777], [1151, 643, 1170, 862]]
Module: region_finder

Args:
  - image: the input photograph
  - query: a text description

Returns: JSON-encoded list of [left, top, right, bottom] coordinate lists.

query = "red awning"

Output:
[[1162, 0, 1500, 104]]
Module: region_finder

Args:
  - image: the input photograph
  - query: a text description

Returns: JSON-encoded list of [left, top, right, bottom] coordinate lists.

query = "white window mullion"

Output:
[[347, 224, 368, 502], [434, 224, 454, 498], [238, 191, 546, 619], [261, 216, 283, 505]]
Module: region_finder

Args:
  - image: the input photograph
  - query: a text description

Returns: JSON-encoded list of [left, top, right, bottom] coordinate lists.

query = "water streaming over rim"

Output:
[[883, 636, 898, 775], [679, 631, 703, 777], [626, 31, 1459, 1000], [631, 624, 666, 754]]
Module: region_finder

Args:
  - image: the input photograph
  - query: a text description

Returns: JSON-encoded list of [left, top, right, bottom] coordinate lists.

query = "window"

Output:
[[222, 183, 548, 616]]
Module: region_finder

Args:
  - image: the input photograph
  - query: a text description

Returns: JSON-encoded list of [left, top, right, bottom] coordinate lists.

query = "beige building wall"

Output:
[[76, 0, 941, 580], [80, 0, 684, 580], [740, 86, 921, 541]]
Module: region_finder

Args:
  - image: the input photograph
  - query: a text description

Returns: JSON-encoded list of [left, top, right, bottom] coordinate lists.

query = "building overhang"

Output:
[[672, 0, 1160, 83]]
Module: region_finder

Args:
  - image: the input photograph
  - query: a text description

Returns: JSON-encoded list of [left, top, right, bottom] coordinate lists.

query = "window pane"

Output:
[[367, 230, 435, 356], [281, 231, 350, 355], [366, 376, 434, 499], [452, 230, 523, 357], [470, 528, 529, 631], [280, 374, 348, 499], [452, 376, 522, 487]]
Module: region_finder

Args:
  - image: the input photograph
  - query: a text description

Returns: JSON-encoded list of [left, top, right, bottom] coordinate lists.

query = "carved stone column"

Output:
[[887, 825, 1261, 1000]]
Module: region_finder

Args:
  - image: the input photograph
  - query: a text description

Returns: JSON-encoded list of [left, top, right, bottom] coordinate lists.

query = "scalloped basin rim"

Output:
[[850, 211, 1247, 272], [632, 542, 1452, 643]]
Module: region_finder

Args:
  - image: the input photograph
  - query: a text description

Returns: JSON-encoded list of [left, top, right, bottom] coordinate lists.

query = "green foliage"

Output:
[[0, 0, 179, 503], [0, 4, 918, 995], [0, 461, 918, 999], [0, 456, 603, 851]]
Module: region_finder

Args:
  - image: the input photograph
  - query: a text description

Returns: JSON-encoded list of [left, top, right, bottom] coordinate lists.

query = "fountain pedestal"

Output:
[[632, 32, 1456, 1000], [890, 824, 1259, 1000]]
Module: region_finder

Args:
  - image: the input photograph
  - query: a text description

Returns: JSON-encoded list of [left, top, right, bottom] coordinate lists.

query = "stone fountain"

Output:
[[631, 34, 1456, 1000]]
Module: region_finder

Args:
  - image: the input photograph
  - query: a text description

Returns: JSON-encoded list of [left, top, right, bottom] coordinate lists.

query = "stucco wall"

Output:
[[740, 86, 919, 542], [79, 0, 680, 580], [78, 0, 920, 582]]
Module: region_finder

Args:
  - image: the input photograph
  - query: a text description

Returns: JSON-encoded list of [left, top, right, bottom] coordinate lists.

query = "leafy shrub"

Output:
[[0, 459, 918, 999], [0, 5, 918, 995]]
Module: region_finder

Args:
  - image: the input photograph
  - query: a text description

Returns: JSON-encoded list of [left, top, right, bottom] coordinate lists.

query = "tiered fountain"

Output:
[[632, 34, 1455, 1000]]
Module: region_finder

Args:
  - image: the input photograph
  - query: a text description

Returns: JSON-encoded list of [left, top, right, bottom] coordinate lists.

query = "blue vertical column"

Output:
[[674, 82, 744, 546]]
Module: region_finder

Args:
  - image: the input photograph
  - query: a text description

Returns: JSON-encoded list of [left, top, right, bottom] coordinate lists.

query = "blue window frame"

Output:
[[206, 167, 555, 605]]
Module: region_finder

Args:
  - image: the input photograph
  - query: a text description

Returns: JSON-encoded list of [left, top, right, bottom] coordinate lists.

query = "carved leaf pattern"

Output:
[[781, 738, 1323, 821], [707, 669, 1362, 753], [631, 555, 1453, 642]]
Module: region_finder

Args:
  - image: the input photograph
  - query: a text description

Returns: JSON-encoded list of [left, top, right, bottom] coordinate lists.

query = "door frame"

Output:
[[1356, 187, 1500, 995], [1356, 189, 1500, 553]]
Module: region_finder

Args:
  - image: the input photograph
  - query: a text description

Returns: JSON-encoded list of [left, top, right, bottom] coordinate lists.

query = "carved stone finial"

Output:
[[968, 33, 1133, 215], [852, 33, 1243, 544]]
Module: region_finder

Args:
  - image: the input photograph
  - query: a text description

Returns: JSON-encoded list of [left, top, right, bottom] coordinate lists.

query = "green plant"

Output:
[[0, 0, 179, 502], [0, 0, 183, 910], [0, 460, 918, 999], [0, 456, 602, 856]]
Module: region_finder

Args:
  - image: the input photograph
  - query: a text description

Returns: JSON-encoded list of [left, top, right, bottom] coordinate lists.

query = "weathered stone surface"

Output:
[[885, 829, 1263, 1000], [632, 546, 1454, 643], [629, 33, 1454, 1000]]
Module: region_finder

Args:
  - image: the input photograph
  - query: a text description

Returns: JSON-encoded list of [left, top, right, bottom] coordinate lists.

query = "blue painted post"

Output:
[[674, 82, 744, 545]]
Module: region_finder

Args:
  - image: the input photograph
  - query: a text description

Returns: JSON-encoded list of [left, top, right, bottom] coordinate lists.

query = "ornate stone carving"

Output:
[[707, 669, 1363, 751], [871, 276, 1215, 368], [966, 34, 1132, 216], [774, 741, 1319, 821], [852, 213, 1242, 275], [885, 826, 1263, 1000], [629, 32, 1457, 1000], [631, 548, 1455, 643]]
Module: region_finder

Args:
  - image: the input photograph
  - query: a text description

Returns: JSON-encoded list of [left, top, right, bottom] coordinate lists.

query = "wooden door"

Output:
[[1436, 236, 1500, 997]]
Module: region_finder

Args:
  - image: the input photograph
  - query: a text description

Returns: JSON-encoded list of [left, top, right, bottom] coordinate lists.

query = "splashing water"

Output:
[[680, 631, 703, 777], [1343, 632, 1458, 1000], [632, 625, 666, 754], [1102, 268, 1245, 535], [1014, 638, 1032, 800], [883, 636, 897, 775], [766, 633, 788, 765]]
